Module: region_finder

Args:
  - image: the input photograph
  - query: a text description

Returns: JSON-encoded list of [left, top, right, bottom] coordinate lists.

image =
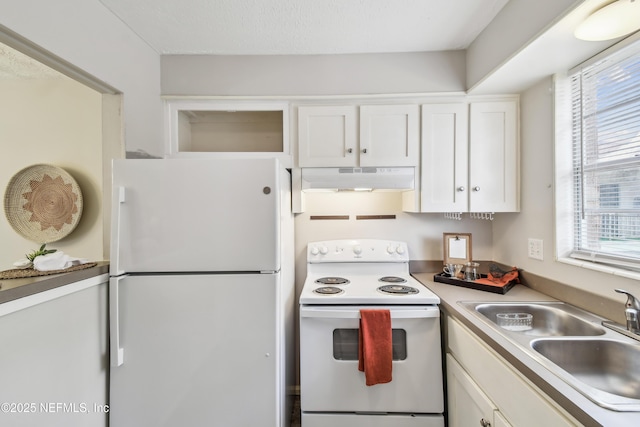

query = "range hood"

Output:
[[301, 167, 415, 191]]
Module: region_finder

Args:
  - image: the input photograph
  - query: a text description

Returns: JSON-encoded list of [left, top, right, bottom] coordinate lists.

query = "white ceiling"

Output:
[[97, 0, 509, 55], [0, 1, 509, 80]]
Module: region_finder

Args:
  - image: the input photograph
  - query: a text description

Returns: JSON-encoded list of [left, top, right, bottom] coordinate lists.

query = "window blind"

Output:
[[570, 41, 640, 268]]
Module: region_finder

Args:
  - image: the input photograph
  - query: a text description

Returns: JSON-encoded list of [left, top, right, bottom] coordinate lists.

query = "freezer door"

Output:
[[111, 158, 284, 274], [109, 274, 283, 427]]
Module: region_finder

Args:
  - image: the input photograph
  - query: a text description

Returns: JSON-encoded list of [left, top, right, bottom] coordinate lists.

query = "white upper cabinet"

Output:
[[468, 100, 519, 212], [297, 105, 357, 167], [164, 99, 291, 166], [298, 104, 419, 167], [420, 98, 520, 213], [359, 104, 419, 167], [421, 103, 469, 212]]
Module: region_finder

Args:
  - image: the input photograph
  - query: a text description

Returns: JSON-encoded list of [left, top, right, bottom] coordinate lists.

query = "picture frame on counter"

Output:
[[443, 233, 472, 265]]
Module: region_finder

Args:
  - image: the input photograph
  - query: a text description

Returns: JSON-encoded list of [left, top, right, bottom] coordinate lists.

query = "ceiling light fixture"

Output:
[[575, 0, 640, 41]]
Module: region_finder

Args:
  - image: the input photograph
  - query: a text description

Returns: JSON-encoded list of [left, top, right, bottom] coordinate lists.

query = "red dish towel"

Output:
[[474, 266, 520, 288], [358, 309, 392, 386]]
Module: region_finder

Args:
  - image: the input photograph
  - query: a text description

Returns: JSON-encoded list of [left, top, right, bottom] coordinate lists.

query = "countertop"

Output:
[[0, 262, 109, 305], [413, 272, 640, 427]]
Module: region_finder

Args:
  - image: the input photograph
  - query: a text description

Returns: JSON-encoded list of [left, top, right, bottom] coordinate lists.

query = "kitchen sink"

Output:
[[531, 338, 640, 401], [459, 300, 640, 411], [465, 302, 606, 336]]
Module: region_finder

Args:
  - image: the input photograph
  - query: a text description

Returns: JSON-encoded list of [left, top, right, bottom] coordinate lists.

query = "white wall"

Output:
[[161, 51, 466, 96], [466, 0, 579, 90], [493, 77, 640, 302], [0, 0, 163, 157], [0, 78, 104, 268], [294, 192, 493, 293]]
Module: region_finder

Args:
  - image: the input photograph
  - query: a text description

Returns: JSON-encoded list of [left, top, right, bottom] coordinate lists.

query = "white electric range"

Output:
[[299, 239, 439, 305], [299, 239, 444, 427]]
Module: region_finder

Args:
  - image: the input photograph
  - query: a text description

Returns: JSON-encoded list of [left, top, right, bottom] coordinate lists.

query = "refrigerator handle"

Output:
[[111, 186, 126, 276], [109, 277, 125, 367]]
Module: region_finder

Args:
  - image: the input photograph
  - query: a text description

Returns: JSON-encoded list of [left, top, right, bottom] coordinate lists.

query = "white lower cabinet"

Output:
[[447, 354, 511, 427], [0, 279, 108, 427], [494, 411, 513, 427], [446, 316, 582, 427]]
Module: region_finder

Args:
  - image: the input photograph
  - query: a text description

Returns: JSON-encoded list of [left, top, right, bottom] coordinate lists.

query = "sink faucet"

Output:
[[615, 289, 640, 334]]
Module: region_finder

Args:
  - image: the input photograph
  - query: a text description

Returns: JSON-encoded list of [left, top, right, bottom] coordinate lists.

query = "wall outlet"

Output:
[[528, 238, 544, 260]]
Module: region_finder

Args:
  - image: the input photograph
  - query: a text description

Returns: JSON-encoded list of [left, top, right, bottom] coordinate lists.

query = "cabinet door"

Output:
[[420, 103, 468, 212], [469, 101, 519, 212], [0, 282, 108, 427], [298, 105, 357, 167], [446, 354, 497, 427], [360, 104, 419, 167], [494, 411, 514, 427], [447, 317, 581, 426]]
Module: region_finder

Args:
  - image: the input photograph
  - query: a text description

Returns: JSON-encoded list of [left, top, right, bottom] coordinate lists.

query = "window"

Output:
[[564, 40, 640, 271], [332, 329, 407, 361]]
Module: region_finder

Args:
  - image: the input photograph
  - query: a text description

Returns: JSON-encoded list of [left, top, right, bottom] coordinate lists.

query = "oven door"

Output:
[[300, 305, 444, 414]]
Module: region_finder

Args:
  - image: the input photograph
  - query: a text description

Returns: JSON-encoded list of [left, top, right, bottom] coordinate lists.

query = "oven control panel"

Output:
[[307, 239, 409, 262]]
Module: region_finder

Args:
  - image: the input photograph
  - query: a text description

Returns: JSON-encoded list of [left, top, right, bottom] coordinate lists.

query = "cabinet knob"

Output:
[[346, 148, 353, 154], [473, 186, 481, 192], [457, 186, 465, 192], [480, 418, 491, 427], [362, 148, 368, 154]]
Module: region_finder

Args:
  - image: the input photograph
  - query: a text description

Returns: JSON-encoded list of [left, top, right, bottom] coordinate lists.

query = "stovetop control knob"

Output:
[[353, 246, 362, 255], [319, 246, 329, 255], [310, 246, 319, 255], [396, 245, 406, 255], [386, 245, 396, 254]]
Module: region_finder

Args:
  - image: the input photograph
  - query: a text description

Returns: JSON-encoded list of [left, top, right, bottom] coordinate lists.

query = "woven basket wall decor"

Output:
[[3, 164, 83, 243]]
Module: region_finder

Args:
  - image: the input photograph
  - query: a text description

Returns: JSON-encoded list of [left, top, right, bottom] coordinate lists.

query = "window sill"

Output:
[[558, 257, 640, 281]]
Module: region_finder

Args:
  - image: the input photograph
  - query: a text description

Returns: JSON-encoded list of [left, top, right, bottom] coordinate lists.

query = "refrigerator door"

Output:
[[111, 158, 283, 274], [109, 274, 281, 427]]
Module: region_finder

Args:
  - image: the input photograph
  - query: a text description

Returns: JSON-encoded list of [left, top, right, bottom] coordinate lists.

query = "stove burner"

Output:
[[313, 286, 344, 295], [379, 276, 407, 283], [315, 277, 350, 285], [377, 285, 419, 295]]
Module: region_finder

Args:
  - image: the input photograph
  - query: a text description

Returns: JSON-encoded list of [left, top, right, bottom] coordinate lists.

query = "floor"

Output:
[[291, 395, 301, 427]]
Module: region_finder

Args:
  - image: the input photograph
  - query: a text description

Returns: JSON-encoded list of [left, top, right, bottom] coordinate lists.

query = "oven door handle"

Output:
[[300, 306, 440, 319]]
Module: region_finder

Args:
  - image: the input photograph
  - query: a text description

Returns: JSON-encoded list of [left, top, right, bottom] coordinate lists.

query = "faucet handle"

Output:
[[615, 289, 640, 311]]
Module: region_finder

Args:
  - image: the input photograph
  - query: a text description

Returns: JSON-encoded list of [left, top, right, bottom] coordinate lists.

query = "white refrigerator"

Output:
[[109, 158, 294, 427]]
